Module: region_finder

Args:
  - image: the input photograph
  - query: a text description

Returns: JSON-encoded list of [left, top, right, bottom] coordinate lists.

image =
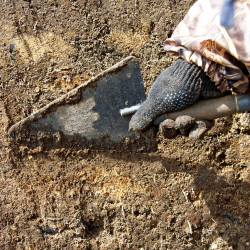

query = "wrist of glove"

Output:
[[129, 57, 226, 139]]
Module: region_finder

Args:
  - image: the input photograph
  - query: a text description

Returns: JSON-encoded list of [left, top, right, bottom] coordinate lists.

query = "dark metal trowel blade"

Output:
[[8, 56, 157, 152]]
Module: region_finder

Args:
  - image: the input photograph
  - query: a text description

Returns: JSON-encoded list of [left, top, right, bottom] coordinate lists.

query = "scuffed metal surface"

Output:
[[8, 57, 157, 152]]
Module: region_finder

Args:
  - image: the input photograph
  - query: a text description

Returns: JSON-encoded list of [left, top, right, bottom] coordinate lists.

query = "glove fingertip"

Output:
[[129, 100, 155, 131]]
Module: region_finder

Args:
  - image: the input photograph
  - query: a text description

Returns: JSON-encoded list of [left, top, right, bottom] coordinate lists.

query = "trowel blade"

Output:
[[8, 56, 157, 152]]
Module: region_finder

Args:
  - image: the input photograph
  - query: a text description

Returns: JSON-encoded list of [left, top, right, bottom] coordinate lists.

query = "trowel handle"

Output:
[[120, 103, 141, 116], [120, 94, 250, 125]]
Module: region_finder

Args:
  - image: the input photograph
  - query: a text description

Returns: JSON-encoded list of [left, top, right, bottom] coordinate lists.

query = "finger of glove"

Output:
[[159, 119, 179, 139], [129, 98, 155, 131], [175, 115, 196, 136], [188, 120, 214, 139]]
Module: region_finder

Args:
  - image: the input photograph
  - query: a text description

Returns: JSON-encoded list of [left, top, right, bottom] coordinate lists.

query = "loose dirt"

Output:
[[1, 0, 250, 249]]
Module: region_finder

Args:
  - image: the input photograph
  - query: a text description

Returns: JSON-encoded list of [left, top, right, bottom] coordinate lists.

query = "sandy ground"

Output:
[[1, 0, 250, 249]]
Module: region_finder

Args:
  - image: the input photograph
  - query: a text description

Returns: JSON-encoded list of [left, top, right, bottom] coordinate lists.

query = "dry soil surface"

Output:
[[1, 0, 250, 249]]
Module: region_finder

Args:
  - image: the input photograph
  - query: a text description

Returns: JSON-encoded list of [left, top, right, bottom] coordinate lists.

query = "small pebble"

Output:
[[42, 226, 56, 234], [159, 119, 179, 139], [189, 120, 213, 139], [9, 44, 14, 53], [175, 115, 195, 136]]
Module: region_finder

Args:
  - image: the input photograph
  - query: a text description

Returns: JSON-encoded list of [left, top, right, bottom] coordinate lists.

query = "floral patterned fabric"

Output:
[[163, 0, 250, 93]]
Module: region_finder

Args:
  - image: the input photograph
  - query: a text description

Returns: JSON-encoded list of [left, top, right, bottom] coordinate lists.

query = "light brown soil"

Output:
[[1, 0, 250, 249]]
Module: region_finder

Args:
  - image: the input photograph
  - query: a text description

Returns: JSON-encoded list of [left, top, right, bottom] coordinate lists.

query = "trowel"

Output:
[[8, 56, 157, 152], [8, 56, 250, 152]]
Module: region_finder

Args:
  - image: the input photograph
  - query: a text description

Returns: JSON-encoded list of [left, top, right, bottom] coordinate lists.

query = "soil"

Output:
[[0, 0, 250, 249]]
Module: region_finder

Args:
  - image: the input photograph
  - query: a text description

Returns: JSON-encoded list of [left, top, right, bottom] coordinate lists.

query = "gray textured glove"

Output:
[[129, 58, 225, 134]]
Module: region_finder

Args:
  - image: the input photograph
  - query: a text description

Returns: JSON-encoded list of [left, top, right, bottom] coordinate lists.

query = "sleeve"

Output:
[[163, 0, 250, 93]]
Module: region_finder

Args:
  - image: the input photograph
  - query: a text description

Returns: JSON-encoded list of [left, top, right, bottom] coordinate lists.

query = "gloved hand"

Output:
[[129, 58, 226, 137]]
